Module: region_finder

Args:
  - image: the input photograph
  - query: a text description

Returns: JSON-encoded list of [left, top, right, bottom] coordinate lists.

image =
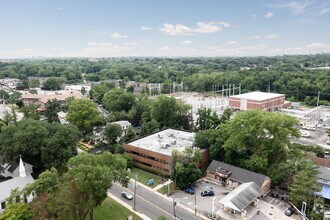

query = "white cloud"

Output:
[[228, 41, 237, 45], [111, 32, 127, 39], [57, 7, 64, 10], [248, 35, 262, 40], [140, 26, 153, 31], [264, 34, 279, 39], [318, 8, 330, 15], [268, 1, 311, 15], [123, 42, 139, 46], [249, 34, 279, 40], [92, 30, 108, 35], [182, 40, 192, 44], [159, 21, 231, 36], [265, 12, 274, 18], [305, 43, 328, 49]]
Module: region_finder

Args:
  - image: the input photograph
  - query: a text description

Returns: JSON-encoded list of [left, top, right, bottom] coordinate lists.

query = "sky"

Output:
[[0, 0, 330, 58]]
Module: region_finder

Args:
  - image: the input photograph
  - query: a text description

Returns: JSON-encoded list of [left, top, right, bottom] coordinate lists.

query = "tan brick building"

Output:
[[123, 129, 209, 174], [229, 91, 291, 111], [206, 160, 271, 197]]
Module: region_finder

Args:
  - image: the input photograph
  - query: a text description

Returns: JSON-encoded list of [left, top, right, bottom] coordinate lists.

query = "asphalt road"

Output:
[[109, 182, 201, 220]]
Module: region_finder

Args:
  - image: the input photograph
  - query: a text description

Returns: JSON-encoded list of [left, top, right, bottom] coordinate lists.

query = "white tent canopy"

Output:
[[219, 182, 261, 212]]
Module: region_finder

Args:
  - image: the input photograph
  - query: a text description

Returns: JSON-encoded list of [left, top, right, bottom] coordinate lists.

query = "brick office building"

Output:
[[123, 129, 209, 174], [228, 91, 291, 111]]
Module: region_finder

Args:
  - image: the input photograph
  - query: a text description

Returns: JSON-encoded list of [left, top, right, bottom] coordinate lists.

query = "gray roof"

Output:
[[317, 166, 330, 181], [207, 160, 269, 188], [7, 163, 18, 173], [219, 182, 261, 211], [0, 174, 34, 202]]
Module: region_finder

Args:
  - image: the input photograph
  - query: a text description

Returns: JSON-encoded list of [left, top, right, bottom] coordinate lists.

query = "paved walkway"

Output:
[[153, 179, 173, 191], [107, 192, 152, 220], [131, 178, 209, 220]]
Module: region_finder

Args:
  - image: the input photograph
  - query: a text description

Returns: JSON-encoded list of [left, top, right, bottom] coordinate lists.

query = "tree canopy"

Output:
[[0, 119, 79, 172], [67, 99, 104, 133]]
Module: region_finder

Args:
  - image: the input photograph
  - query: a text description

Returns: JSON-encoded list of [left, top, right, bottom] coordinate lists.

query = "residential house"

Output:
[[86, 126, 106, 145], [111, 120, 132, 136]]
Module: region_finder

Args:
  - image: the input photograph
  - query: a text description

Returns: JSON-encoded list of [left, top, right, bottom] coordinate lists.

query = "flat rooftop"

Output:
[[127, 129, 195, 156], [230, 92, 284, 101]]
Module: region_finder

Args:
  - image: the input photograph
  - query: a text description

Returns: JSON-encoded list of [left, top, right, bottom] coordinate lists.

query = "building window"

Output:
[[1, 201, 6, 210]]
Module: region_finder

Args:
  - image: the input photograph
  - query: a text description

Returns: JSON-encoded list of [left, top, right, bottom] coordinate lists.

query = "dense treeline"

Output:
[[1, 54, 329, 104]]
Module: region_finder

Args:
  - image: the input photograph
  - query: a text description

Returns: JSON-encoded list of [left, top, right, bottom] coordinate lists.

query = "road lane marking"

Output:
[[114, 183, 174, 218]]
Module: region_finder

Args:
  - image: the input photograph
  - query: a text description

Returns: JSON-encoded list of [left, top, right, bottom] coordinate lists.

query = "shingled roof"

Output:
[[207, 160, 269, 188]]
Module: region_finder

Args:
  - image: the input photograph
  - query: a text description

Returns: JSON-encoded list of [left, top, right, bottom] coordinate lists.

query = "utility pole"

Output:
[[133, 174, 137, 210], [194, 193, 197, 215], [173, 198, 177, 219], [317, 91, 320, 107], [239, 83, 241, 94]]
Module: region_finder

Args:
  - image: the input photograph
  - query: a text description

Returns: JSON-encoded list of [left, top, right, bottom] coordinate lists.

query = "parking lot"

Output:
[[171, 178, 296, 220], [170, 178, 230, 216]]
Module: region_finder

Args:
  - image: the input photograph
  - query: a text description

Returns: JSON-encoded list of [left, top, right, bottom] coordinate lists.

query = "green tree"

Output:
[[67, 99, 104, 133], [0, 189, 32, 220], [288, 162, 320, 207], [42, 77, 62, 90], [222, 110, 299, 171], [0, 119, 79, 171], [65, 153, 129, 220], [310, 197, 324, 220], [151, 95, 190, 128], [171, 148, 202, 188], [102, 88, 136, 113], [105, 123, 122, 145], [29, 79, 40, 88], [21, 104, 40, 120], [195, 108, 220, 131], [140, 120, 159, 136], [44, 99, 61, 123], [123, 127, 136, 142]]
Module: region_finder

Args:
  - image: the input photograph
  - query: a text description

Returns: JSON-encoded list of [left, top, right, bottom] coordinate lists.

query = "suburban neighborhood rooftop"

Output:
[[230, 92, 284, 101], [127, 128, 196, 156]]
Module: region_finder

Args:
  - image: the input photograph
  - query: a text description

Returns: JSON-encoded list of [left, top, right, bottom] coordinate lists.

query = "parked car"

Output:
[[271, 190, 279, 198], [121, 191, 133, 200], [201, 190, 214, 197], [185, 187, 195, 195], [284, 207, 295, 216]]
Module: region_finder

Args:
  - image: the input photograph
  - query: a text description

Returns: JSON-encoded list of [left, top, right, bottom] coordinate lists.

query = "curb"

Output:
[[132, 179, 209, 220], [107, 192, 152, 220]]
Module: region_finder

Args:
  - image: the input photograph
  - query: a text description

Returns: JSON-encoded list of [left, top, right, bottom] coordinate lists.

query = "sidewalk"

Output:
[[153, 179, 172, 191], [132, 178, 209, 220], [107, 192, 152, 220]]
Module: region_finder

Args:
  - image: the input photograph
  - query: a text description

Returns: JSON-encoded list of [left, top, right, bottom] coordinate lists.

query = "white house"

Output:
[[0, 157, 34, 213]]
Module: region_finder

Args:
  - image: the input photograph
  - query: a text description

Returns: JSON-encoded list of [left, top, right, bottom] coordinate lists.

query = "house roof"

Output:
[[21, 90, 83, 104], [317, 166, 330, 181], [207, 160, 269, 188], [111, 120, 131, 128], [219, 182, 261, 212], [7, 163, 19, 173], [0, 174, 34, 202], [313, 157, 330, 168]]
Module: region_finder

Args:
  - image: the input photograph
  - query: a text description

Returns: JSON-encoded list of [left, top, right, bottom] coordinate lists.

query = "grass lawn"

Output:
[[94, 197, 142, 220], [157, 181, 176, 195], [129, 168, 163, 188]]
